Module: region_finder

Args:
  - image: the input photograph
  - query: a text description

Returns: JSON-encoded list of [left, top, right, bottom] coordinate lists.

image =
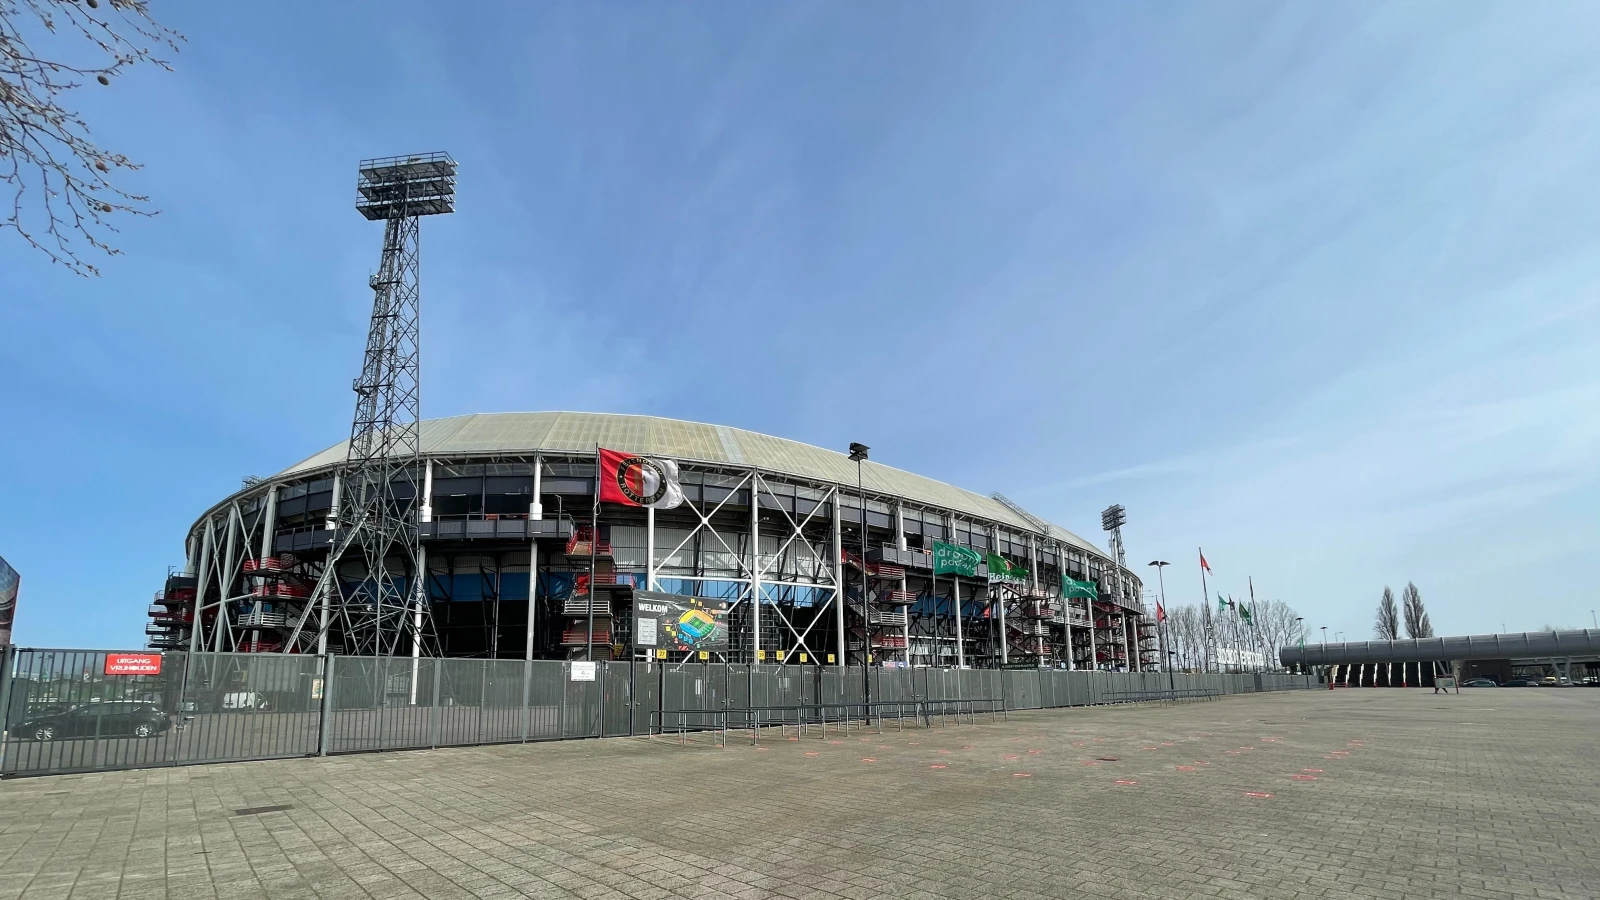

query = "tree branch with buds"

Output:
[[1, 0, 182, 275]]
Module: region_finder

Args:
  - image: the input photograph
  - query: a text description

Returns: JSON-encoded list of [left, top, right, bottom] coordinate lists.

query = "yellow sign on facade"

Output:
[[655, 649, 667, 659], [827, 653, 836, 664], [799, 653, 808, 663], [698, 650, 709, 660], [756, 650, 766, 661]]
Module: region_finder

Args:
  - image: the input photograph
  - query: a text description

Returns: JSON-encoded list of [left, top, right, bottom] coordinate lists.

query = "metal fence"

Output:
[[0, 645, 1311, 778]]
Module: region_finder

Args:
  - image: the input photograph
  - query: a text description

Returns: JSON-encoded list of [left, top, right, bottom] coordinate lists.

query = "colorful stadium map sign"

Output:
[[631, 590, 729, 653]]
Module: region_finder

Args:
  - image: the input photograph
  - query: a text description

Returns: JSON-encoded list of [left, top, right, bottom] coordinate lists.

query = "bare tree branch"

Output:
[[1, 0, 183, 275], [1401, 582, 1433, 639], [1375, 586, 1400, 640]]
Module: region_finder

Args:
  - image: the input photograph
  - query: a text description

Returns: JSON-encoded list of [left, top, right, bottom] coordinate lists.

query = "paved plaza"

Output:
[[1, 689, 1596, 900]]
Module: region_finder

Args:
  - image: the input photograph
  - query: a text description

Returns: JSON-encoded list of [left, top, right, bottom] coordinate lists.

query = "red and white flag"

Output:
[[1199, 550, 1213, 575], [598, 448, 685, 509], [1156, 601, 1166, 623]]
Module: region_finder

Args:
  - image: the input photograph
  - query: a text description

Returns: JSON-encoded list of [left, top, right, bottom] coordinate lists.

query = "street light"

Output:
[[848, 442, 870, 709], [1320, 625, 1327, 645], [1293, 616, 1304, 674]]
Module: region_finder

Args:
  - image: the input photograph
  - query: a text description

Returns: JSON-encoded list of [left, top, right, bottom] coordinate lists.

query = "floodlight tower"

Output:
[[1100, 504, 1127, 568], [302, 153, 456, 657]]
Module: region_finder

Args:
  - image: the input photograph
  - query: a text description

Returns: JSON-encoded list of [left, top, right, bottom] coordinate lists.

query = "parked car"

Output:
[[6, 701, 171, 741], [1460, 678, 1498, 687], [1501, 678, 1539, 687]]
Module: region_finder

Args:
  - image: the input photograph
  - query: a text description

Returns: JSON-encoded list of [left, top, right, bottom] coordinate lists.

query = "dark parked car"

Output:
[[1460, 678, 1498, 687], [1501, 679, 1539, 687], [6, 701, 171, 741]]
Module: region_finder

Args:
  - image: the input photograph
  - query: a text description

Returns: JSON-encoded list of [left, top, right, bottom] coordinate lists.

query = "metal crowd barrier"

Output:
[[1100, 688, 1220, 705], [646, 708, 728, 747]]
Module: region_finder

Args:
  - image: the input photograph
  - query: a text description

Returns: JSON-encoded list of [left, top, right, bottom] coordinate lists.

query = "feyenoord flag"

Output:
[[598, 448, 685, 509]]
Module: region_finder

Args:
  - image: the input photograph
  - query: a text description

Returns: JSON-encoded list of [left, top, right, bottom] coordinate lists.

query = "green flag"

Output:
[[986, 554, 1027, 583], [1061, 577, 1097, 599], [932, 541, 980, 577], [1217, 594, 1228, 614], [1239, 602, 1253, 625]]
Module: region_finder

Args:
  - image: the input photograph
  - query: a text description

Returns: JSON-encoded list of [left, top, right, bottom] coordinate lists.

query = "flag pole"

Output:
[[1198, 548, 1211, 673], [589, 443, 600, 663], [1249, 576, 1263, 673]]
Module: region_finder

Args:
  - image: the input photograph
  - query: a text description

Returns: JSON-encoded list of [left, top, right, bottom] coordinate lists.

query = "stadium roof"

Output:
[[278, 412, 1111, 557]]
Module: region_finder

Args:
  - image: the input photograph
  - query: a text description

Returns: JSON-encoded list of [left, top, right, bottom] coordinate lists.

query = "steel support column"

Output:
[[832, 488, 845, 670]]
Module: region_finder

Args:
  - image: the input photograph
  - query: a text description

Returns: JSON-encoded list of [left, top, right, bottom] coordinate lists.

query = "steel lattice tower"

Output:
[[299, 153, 456, 656]]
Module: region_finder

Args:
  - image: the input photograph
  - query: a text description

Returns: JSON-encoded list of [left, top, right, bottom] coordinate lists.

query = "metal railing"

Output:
[[0, 645, 1311, 778], [1101, 688, 1220, 705]]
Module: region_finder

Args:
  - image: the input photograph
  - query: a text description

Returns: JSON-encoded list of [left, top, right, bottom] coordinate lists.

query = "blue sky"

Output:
[[2, 3, 1597, 648]]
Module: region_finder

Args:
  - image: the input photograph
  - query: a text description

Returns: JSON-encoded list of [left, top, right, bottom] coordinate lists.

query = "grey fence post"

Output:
[[520, 658, 532, 743], [0, 645, 14, 774], [316, 654, 335, 757], [430, 659, 443, 748]]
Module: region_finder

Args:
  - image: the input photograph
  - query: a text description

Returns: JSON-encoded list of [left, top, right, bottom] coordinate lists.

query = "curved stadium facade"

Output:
[[148, 412, 1155, 671]]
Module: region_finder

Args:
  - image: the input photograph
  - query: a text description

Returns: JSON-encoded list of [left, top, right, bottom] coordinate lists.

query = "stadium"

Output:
[[147, 412, 1156, 672]]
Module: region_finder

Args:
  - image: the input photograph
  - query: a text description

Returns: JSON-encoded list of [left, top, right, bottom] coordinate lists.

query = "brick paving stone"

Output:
[[1, 690, 1597, 898]]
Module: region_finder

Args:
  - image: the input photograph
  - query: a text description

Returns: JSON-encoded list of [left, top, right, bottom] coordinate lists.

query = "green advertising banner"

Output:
[[1061, 577, 1097, 599], [932, 541, 980, 576], [986, 554, 1028, 583]]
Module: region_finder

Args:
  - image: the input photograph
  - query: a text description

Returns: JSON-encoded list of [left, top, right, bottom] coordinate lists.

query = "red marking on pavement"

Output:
[[1012, 773, 1032, 777], [930, 764, 947, 769], [1115, 779, 1139, 785], [1094, 738, 1106, 742], [1302, 768, 1323, 773], [786, 737, 798, 742], [861, 758, 877, 763], [1324, 755, 1344, 760], [962, 745, 975, 750], [1261, 737, 1279, 742], [1194, 761, 1210, 766], [935, 749, 950, 754], [1292, 775, 1316, 781], [1224, 750, 1242, 755], [1160, 741, 1175, 747], [877, 745, 892, 750], [1243, 791, 1274, 799], [1349, 740, 1365, 745], [755, 747, 770, 752], [1082, 760, 1100, 767], [827, 741, 842, 745], [803, 752, 819, 757], [1141, 746, 1159, 751], [1026, 750, 1042, 755], [908, 741, 919, 746], [1176, 766, 1196, 772], [1003, 754, 1019, 760]]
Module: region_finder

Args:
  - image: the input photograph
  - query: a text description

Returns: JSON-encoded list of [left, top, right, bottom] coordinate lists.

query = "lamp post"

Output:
[[848, 442, 871, 710], [1292, 616, 1304, 673], [1320, 626, 1327, 645], [1147, 560, 1171, 689]]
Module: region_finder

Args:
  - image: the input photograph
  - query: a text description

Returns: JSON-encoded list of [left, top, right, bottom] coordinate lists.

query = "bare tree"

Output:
[[1401, 582, 1432, 638], [1, 0, 182, 275], [1374, 586, 1400, 640], [1256, 599, 1304, 668]]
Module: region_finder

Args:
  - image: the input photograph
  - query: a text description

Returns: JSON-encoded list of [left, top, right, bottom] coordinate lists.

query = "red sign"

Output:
[[104, 653, 162, 676]]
